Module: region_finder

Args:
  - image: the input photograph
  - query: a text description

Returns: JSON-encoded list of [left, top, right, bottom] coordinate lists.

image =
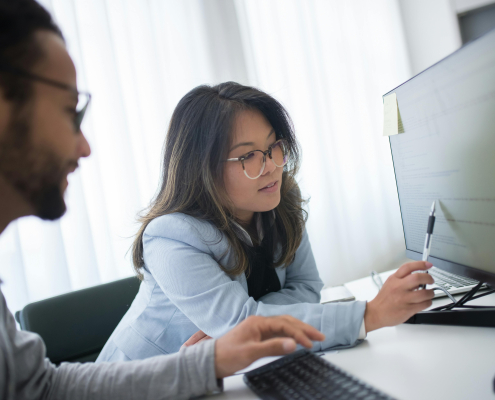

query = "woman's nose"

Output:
[[263, 154, 277, 175]]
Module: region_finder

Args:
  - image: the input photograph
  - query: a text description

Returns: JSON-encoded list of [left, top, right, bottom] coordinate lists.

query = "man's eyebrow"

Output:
[[229, 129, 274, 152]]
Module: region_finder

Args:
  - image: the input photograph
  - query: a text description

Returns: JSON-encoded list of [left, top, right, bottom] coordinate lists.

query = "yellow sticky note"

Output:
[[383, 93, 398, 136]]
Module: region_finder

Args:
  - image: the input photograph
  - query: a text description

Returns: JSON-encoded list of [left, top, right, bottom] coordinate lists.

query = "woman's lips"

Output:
[[259, 181, 278, 193]]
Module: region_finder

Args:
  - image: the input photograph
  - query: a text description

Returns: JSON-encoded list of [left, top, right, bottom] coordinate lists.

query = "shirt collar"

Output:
[[231, 210, 276, 247]]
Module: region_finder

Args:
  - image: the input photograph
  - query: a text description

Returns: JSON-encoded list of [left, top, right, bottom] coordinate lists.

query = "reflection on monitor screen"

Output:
[[387, 28, 495, 285]]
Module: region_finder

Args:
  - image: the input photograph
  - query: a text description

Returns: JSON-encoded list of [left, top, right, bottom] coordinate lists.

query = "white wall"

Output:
[[234, 0, 414, 287], [399, 0, 495, 77], [399, 0, 462, 76]]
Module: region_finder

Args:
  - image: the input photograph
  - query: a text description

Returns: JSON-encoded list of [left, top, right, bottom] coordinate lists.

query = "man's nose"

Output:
[[78, 130, 91, 158]]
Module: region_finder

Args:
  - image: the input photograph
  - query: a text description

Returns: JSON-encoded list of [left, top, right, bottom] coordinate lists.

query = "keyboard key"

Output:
[[429, 267, 485, 294]]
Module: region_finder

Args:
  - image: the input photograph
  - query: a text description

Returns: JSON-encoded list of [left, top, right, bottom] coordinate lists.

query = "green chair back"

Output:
[[15, 277, 140, 364]]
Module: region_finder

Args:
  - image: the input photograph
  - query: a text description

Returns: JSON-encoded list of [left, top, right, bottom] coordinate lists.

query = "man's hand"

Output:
[[214, 315, 325, 378], [364, 261, 435, 333]]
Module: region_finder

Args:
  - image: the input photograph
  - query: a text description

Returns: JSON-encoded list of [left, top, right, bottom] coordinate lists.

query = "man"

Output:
[[0, 1, 325, 399]]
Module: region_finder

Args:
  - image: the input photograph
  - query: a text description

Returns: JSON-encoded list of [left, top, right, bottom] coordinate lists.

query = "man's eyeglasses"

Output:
[[0, 63, 91, 132], [226, 139, 290, 179]]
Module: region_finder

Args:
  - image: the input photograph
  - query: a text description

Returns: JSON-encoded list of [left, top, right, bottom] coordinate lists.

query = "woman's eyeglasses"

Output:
[[0, 63, 91, 133], [225, 139, 290, 179]]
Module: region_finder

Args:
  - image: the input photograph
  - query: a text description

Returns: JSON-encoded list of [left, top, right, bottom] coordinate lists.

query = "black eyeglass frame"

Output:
[[0, 63, 91, 132]]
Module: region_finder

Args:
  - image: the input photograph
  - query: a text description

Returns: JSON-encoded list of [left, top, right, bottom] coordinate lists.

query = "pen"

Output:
[[419, 200, 436, 289], [371, 270, 383, 291]]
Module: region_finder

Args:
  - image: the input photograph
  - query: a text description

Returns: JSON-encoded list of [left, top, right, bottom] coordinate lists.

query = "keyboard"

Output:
[[243, 349, 395, 400], [427, 266, 487, 298]]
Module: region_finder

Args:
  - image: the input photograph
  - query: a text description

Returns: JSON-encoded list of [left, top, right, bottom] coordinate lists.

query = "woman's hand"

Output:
[[364, 261, 435, 333], [214, 315, 325, 378], [181, 330, 212, 349]]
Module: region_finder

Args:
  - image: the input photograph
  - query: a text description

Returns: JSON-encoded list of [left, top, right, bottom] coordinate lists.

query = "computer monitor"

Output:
[[386, 28, 495, 287]]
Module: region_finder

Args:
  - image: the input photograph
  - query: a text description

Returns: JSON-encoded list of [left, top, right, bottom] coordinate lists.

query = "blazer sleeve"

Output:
[[143, 215, 366, 351], [257, 228, 324, 305]]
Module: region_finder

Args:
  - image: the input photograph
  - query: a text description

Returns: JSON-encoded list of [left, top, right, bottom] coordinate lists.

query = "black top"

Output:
[[244, 213, 281, 301]]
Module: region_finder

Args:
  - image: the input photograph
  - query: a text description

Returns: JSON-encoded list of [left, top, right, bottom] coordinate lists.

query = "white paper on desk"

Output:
[[233, 351, 339, 375], [320, 285, 355, 304]]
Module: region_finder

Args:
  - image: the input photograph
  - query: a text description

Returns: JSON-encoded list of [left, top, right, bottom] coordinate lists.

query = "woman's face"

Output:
[[223, 109, 283, 224]]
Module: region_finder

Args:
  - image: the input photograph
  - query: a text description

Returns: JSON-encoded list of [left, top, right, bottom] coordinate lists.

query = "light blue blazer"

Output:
[[97, 213, 366, 362]]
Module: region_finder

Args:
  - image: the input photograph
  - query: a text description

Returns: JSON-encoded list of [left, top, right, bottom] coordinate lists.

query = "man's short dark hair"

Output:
[[0, 0, 63, 104]]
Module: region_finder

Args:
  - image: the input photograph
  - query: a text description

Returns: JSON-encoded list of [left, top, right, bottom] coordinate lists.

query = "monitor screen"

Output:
[[386, 28, 495, 286]]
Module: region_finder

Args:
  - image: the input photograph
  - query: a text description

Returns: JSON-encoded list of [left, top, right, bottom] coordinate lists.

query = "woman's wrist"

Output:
[[364, 300, 380, 333]]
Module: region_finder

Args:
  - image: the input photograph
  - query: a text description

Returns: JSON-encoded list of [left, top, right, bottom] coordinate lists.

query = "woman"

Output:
[[97, 82, 434, 362]]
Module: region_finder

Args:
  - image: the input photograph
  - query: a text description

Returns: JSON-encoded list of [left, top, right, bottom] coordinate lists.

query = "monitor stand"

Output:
[[405, 282, 495, 328]]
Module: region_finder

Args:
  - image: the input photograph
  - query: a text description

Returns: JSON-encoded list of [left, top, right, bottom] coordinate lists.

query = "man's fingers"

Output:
[[214, 316, 324, 379], [269, 323, 313, 348], [246, 338, 297, 362], [259, 318, 321, 348], [403, 272, 435, 290], [273, 316, 325, 342], [302, 326, 325, 342], [395, 261, 433, 279]]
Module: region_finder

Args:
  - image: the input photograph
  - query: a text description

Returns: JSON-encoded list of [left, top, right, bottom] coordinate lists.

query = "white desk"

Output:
[[219, 272, 495, 399]]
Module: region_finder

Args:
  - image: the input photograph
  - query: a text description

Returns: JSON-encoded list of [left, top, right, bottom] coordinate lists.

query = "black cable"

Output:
[[430, 283, 493, 311], [445, 282, 483, 310], [456, 282, 484, 307]]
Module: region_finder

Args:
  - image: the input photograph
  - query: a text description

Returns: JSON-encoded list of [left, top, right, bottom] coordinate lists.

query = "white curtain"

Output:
[[0, 0, 412, 314]]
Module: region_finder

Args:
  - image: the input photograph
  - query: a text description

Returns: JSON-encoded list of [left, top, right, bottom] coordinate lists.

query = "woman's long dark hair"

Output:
[[132, 82, 307, 279]]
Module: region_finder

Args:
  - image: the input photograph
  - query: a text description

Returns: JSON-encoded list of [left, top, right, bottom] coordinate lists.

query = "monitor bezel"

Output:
[[384, 28, 495, 288]]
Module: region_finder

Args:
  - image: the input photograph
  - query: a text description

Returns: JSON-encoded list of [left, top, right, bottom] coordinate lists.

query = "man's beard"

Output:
[[0, 103, 71, 220]]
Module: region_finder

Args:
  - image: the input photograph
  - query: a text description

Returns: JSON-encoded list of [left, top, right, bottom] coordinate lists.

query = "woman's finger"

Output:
[[405, 289, 435, 304], [395, 261, 433, 279], [196, 335, 213, 344], [182, 330, 208, 347], [412, 299, 433, 314], [402, 272, 435, 290]]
